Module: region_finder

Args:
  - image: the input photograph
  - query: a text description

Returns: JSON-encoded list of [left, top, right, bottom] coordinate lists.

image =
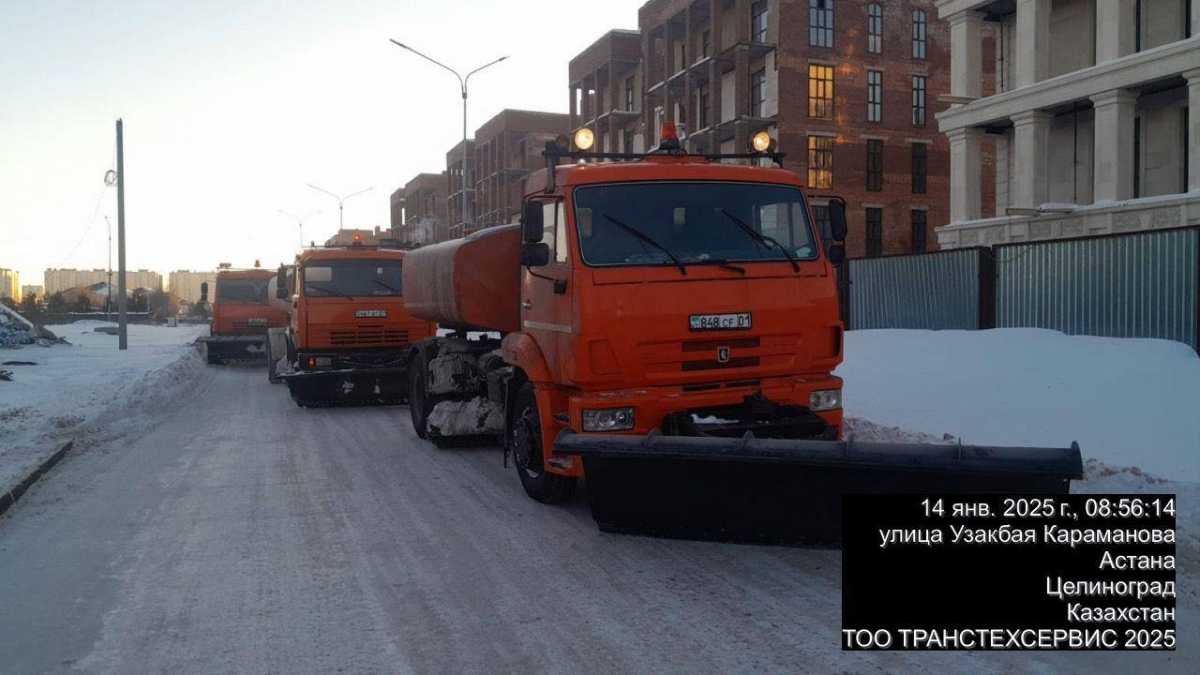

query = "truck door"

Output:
[[521, 198, 573, 380]]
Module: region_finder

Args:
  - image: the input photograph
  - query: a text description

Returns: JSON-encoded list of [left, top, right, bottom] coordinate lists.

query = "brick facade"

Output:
[[399, 172, 449, 243], [471, 109, 570, 229]]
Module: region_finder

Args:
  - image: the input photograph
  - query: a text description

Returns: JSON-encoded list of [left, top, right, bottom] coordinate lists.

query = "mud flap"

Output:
[[555, 431, 1083, 545]]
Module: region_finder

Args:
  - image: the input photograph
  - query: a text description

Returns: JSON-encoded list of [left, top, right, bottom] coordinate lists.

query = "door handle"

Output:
[[522, 300, 533, 310]]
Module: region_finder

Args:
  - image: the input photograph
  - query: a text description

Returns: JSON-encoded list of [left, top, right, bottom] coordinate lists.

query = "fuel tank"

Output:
[[401, 224, 521, 332]]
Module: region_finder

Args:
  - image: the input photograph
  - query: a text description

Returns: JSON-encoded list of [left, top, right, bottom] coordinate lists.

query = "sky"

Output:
[[0, 0, 643, 286]]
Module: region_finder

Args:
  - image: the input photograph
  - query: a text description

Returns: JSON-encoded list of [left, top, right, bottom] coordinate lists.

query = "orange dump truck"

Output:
[[402, 128, 1083, 542], [269, 243, 436, 406], [200, 266, 289, 364]]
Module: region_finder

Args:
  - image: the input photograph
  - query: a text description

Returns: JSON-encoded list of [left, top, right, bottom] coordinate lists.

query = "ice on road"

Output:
[[0, 363, 1195, 674]]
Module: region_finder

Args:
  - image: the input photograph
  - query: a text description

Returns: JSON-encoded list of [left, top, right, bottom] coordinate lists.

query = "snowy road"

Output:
[[0, 360, 1195, 674]]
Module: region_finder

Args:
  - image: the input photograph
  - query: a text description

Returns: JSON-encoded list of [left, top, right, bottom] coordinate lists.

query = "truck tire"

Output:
[[409, 351, 431, 439], [266, 339, 280, 383], [510, 383, 575, 504]]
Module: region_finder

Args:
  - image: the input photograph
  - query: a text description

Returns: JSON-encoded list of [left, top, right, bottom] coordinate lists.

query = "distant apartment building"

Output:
[[565, 1, 952, 257], [446, 139, 476, 238], [21, 284, 43, 302], [324, 227, 388, 246], [0, 268, 19, 301], [401, 172, 450, 243], [168, 270, 217, 304], [389, 187, 405, 232], [936, 0, 1199, 248], [44, 268, 162, 296], [471, 109, 571, 230], [569, 29, 646, 153]]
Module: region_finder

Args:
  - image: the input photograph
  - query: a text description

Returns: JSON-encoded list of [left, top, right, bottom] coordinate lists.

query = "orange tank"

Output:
[[402, 224, 521, 332]]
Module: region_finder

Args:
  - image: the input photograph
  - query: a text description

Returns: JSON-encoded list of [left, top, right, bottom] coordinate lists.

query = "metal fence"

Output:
[[846, 248, 993, 330], [994, 227, 1199, 348]]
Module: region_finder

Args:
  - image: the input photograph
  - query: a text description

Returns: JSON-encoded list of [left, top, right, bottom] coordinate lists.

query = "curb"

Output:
[[0, 440, 75, 517]]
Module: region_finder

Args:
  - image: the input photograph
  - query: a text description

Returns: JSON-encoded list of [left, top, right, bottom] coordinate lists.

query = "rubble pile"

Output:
[[0, 304, 61, 348]]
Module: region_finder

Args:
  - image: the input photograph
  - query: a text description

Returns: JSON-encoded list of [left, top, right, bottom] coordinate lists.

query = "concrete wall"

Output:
[[1139, 86, 1189, 197], [1047, 107, 1095, 204], [1049, 0, 1095, 78], [1142, 0, 1190, 50]]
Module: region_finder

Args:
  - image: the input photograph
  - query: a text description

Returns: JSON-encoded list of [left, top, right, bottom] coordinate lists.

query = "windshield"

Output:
[[303, 260, 403, 298], [216, 278, 268, 302], [573, 182, 818, 267]]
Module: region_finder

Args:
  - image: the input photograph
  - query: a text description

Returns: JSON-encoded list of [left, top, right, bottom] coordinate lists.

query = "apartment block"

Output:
[[471, 109, 571, 230], [168, 270, 217, 304], [567, 1, 953, 257], [44, 268, 162, 296], [389, 187, 405, 232], [937, 0, 1199, 248], [445, 139, 475, 238], [569, 29, 646, 153], [0, 268, 18, 301], [401, 172, 450, 244]]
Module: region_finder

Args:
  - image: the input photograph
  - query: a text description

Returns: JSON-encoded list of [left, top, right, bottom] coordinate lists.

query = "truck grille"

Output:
[[328, 328, 409, 346], [230, 321, 269, 334]]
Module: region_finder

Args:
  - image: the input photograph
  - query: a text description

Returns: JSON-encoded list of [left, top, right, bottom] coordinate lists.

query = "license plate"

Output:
[[689, 312, 752, 331], [355, 309, 388, 318]]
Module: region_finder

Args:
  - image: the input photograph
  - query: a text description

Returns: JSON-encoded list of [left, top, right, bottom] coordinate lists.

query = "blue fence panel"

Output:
[[847, 248, 989, 330]]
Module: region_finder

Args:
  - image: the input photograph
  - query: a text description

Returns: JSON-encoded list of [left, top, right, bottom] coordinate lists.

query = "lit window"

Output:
[[808, 136, 834, 189], [808, 64, 834, 119]]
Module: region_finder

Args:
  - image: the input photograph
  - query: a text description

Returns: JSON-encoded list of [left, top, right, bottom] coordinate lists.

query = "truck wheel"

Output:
[[409, 351, 431, 439], [510, 383, 575, 504]]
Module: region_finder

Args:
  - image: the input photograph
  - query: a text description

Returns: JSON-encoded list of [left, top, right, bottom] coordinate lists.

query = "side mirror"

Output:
[[827, 243, 846, 266], [521, 201, 544, 243], [828, 198, 848, 242], [200, 281, 208, 303], [521, 242, 550, 267], [276, 265, 288, 299]]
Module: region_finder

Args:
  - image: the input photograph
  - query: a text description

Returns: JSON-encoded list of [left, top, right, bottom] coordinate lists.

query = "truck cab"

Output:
[[203, 266, 289, 364], [276, 242, 436, 406]]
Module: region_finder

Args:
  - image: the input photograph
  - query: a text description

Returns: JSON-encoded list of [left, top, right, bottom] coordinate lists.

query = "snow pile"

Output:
[[836, 329, 1200, 482], [0, 320, 208, 492], [842, 416, 955, 445], [0, 303, 37, 347], [427, 397, 504, 438]]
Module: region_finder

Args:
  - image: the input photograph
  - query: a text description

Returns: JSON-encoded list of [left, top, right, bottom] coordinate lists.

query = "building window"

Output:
[[752, 1, 769, 43], [750, 69, 767, 117], [912, 10, 927, 60], [809, 0, 834, 48], [911, 210, 927, 253], [866, 139, 883, 192], [911, 143, 927, 194], [866, 208, 883, 257], [808, 136, 834, 189], [702, 30, 711, 57], [867, 70, 882, 122], [912, 75, 927, 127], [697, 82, 709, 128], [624, 77, 635, 111], [867, 3, 883, 54], [808, 64, 834, 119]]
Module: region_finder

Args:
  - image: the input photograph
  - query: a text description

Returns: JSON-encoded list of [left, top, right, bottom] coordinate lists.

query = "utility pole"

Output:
[[388, 40, 507, 235], [116, 119, 128, 350], [278, 209, 321, 248]]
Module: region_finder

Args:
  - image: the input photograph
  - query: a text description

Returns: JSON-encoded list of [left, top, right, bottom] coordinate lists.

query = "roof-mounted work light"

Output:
[[573, 128, 595, 151], [751, 130, 775, 153]]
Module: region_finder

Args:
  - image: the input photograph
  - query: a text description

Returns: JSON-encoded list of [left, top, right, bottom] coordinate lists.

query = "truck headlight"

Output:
[[582, 407, 635, 432], [809, 389, 842, 412]]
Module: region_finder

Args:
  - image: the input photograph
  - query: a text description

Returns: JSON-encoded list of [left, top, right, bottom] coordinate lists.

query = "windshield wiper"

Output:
[[305, 283, 355, 300], [371, 278, 401, 294], [601, 213, 687, 275], [719, 209, 800, 272]]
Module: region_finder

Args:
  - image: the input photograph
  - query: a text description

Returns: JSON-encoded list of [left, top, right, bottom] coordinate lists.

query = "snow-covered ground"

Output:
[[0, 321, 208, 492], [837, 328, 1200, 482]]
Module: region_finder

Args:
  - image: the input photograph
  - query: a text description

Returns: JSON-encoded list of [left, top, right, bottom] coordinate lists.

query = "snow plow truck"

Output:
[[268, 239, 436, 406], [402, 126, 1084, 543], [200, 264, 289, 365]]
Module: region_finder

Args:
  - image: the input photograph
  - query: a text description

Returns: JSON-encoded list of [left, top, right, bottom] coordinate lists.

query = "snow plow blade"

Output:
[[200, 336, 267, 363], [555, 431, 1083, 544]]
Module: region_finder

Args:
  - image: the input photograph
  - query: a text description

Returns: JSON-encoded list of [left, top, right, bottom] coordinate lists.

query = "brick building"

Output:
[[44, 268, 162, 296], [470, 109, 571, 230], [569, 30, 646, 153], [568, 0, 952, 257], [445, 139, 475, 238], [324, 227, 387, 246], [389, 187, 405, 233], [395, 172, 450, 244]]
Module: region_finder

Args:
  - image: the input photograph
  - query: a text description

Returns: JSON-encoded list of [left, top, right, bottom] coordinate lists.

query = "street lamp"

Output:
[[389, 39, 507, 233], [305, 184, 373, 231], [278, 209, 321, 248]]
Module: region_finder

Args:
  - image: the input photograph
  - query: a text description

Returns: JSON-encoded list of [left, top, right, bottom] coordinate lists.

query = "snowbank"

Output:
[[0, 321, 208, 492], [836, 329, 1200, 481]]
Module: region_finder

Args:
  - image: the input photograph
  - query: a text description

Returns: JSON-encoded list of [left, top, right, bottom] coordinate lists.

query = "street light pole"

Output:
[[278, 209, 321, 248], [389, 39, 507, 234], [305, 184, 373, 231]]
